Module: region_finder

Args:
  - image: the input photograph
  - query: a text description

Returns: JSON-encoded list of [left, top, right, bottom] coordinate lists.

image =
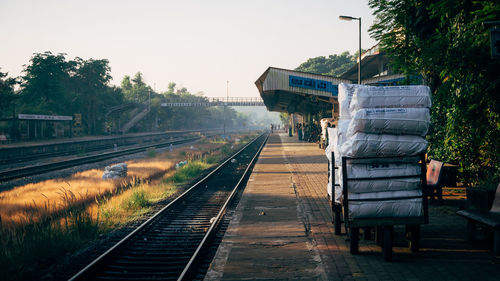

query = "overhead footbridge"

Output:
[[255, 67, 350, 117]]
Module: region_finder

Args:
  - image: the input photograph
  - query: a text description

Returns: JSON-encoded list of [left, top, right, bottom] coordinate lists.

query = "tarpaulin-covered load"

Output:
[[328, 83, 431, 217], [349, 85, 431, 111], [338, 84, 370, 119], [348, 198, 423, 219], [340, 133, 428, 158], [347, 108, 430, 137]]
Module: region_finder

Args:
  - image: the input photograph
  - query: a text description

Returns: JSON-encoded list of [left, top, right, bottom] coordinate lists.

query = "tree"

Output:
[[295, 51, 356, 76], [369, 0, 500, 184], [73, 58, 113, 134], [0, 69, 17, 118], [19, 52, 75, 115], [121, 75, 132, 95], [121, 72, 151, 103]]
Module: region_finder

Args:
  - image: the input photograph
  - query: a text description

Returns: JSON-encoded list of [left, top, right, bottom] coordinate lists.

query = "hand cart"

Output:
[[329, 152, 428, 261]]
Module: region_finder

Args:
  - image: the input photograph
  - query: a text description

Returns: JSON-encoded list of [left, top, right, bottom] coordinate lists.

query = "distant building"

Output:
[[341, 43, 422, 86]]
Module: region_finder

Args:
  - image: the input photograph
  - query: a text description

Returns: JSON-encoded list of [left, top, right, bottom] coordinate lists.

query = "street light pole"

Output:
[[223, 81, 229, 136], [339, 15, 362, 84]]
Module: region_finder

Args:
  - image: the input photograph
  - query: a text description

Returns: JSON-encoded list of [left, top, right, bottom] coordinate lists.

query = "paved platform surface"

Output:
[[205, 133, 500, 281]]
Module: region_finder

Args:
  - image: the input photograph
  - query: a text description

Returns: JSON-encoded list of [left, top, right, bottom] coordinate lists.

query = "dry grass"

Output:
[[0, 133, 256, 281], [0, 142, 225, 225]]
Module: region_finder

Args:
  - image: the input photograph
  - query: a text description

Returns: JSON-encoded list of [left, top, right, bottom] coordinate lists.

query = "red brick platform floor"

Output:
[[205, 133, 499, 281]]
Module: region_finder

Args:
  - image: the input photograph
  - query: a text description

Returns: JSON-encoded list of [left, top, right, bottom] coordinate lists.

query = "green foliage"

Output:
[[121, 72, 151, 103], [17, 52, 122, 135], [0, 69, 17, 118], [295, 51, 356, 76], [19, 52, 75, 115], [146, 147, 157, 158], [369, 0, 500, 185], [122, 189, 150, 210], [204, 155, 217, 164], [167, 161, 210, 184]]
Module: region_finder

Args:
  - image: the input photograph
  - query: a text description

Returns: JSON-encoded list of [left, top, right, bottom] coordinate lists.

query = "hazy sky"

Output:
[[0, 0, 377, 98]]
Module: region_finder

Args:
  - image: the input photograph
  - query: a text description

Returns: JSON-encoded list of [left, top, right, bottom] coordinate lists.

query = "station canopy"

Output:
[[255, 67, 350, 115]]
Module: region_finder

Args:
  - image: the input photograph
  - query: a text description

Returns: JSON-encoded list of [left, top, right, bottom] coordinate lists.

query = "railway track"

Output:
[[0, 129, 220, 166], [0, 135, 203, 183], [68, 133, 268, 281]]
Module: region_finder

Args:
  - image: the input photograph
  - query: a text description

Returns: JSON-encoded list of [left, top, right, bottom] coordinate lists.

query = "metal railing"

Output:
[[161, 97, 264, 107]]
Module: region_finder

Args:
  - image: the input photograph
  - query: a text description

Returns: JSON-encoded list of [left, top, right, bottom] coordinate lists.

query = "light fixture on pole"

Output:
[[339, 15, 362, 84]]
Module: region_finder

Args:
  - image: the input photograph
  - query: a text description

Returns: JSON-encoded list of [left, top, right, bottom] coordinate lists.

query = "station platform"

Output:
[[205, 133, 500, 281]]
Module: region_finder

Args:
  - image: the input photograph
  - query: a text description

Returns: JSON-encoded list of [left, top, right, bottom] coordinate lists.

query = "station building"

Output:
[[255, 43, 422, 133]]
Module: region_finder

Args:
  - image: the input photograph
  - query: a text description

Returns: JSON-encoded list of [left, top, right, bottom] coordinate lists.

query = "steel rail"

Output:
[[177, 133, 268, 280], [67, 133, 267, 281], [0, 128, 221, 165]]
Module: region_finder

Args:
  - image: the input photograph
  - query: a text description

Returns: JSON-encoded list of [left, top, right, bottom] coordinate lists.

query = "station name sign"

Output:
[[288, 75, 338, 96], [18, 114, 73, 121]]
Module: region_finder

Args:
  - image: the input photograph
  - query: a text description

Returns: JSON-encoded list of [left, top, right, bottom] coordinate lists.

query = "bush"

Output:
[[167, 161, 210, 184], [122, 189, 149, 210], [146, 147, 156, 158]]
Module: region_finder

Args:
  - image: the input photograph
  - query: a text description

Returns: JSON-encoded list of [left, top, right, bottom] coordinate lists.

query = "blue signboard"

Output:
[[288, 75, 338, 96]]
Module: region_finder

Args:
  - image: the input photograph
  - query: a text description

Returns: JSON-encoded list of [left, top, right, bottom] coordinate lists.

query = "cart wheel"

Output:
[[382, 226, 393, 261], [334, 210, 342, 235], [350, 227, 359, 254], [407, 225, 420, 252]]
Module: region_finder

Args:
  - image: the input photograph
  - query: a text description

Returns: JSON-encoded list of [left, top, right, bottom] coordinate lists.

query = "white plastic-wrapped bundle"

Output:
[[349, 85, 431, 112], [337, 119, 350, 153], [345, 162, 421, 179], [348, 178, 421, 194], [347, 108, 430, 137], [340, 133, 428, 157], [348, 189, 422, 200], [325, 128, 342, 202], [338, 83, 372, 119], [348, 198, 423, 219], [325, 127, 338, 163]]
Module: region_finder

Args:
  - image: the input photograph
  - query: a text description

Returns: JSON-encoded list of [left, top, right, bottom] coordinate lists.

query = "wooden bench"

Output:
[[426, 160, 445, 203], [457, 183, 500, 255]]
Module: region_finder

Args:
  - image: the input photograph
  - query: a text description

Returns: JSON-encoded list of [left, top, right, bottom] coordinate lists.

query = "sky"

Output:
[[0, 0, 377, 98]]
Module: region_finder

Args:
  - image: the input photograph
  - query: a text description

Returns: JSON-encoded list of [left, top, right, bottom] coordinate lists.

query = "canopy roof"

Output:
[[255, 67, 349, 115]]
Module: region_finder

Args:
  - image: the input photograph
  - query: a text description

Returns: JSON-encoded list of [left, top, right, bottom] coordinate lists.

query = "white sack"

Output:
[[326, 128, 343, 203], [348, 177, 421, 194], [345, 162, 421, 179], [348, 198, 423, 219], [347, 108, 430, 137], [327, 170, 344, 204], [338, 83, 372, 119], [337, 119, 350, 152], [350, 85, 431, 112], [348, 189, 422, 200], [340, 133, 428, 157], [325, 127, 338, 162], [334, 168, 343, 203]]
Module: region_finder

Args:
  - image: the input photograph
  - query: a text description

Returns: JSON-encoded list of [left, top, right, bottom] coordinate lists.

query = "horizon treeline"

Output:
[[0, 52, 247, 136]]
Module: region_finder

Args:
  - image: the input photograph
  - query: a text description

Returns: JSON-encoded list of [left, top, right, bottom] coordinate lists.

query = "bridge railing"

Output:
[[161, 97, 264, 107]]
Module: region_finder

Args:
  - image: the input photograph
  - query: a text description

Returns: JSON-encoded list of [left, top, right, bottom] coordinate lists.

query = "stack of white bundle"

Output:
[[327, 83, 431, 219]]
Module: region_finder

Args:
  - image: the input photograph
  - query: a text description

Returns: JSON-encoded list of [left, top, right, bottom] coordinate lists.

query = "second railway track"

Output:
[[68, 133, 268, 281], [0, 135, 204, 183]]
